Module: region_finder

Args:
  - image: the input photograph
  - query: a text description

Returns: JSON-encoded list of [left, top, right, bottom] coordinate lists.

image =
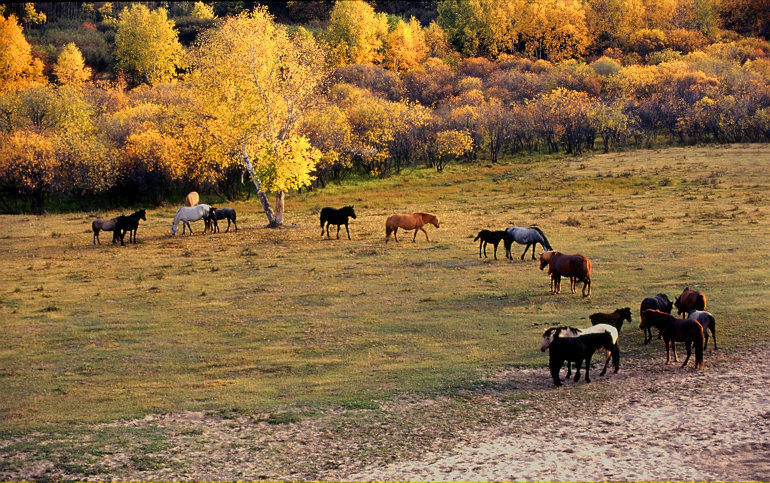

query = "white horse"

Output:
[[171, 204, 211, 236], [541, 323, 619, 376], [505, 226, 553, 260]]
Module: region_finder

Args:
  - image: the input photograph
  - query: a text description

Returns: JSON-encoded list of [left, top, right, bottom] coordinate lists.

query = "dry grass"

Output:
[[0, 144, 768, 445]]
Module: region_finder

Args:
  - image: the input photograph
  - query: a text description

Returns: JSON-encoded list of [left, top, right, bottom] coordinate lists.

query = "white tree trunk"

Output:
[[241, 149, 280, 227]]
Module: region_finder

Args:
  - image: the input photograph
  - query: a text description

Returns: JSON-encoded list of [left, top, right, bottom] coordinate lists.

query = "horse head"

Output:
[[425, 213, 440, 228], [538, 251, 555, 270], [346, 206, 357, 219], [171, 222, 178, 236], [619, 307, 632, 323], [138, 209, 147, 221]]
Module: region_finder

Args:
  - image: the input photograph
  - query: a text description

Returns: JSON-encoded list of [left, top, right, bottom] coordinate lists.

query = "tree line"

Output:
[[0, 1, 768, 217]]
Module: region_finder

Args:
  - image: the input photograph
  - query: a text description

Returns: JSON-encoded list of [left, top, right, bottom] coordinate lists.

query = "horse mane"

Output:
[[530, 226, 552, 251]]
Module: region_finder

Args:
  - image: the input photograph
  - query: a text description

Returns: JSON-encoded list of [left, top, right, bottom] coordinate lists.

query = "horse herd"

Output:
[[90, 199, 717, 387]]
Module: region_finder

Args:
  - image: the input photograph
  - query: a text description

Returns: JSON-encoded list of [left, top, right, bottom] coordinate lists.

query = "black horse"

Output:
[[639, 293, 673, 344], [113, 209, 146, 246], [320, 206, 356, 240], [474, 230, 513, 260], [208, 207, 238, 233], [548, 332, 619, 387]]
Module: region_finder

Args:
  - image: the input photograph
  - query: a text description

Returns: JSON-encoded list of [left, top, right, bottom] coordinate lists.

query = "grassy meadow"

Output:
[[1, 144, 769, 437]]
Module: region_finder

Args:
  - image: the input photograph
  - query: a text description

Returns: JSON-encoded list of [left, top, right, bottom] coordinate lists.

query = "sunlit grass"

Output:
[[0, 144, 768, 432]]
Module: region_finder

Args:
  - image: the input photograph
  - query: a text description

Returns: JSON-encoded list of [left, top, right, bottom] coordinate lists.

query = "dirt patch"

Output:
[[344, 346, 770, 482], [2, 347, 768, 481]]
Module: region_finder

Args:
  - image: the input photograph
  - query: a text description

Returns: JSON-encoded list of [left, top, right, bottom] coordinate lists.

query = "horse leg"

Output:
[[599, 350, 610, 376], [421, 226, 430, 241], [550, 357, 564, 386], [345, 223, 351, 240], [566, 360, 572, 378], [711, 326, 717, 350], [583, 355, 592, 383], [336, 224, 341, 239], [665, 339, 671, 365], [520, 243, 530, 260], [393, 228, 399, 243], [493, 241, 499, 260], [482, 241, 487, 258], [681, 341, 692, 368], [532, 243, 537, 260], [671, 341, 679, 362], [479, 240, 483, 258], [573, 358, 582, 382]]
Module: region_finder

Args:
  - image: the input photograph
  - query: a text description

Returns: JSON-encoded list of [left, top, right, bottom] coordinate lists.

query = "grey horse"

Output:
[[505, 226, 553, 260]]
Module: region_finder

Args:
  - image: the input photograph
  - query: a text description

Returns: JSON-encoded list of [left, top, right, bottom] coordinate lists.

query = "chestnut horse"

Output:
[[674, 287, 707, 316], [385, 212, 440, 243], [184, 191, 199, 207], [539, 251, 592, 297], [640, 309, 703, 369]]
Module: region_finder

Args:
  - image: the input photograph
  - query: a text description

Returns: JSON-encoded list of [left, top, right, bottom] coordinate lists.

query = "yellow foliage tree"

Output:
[[192, 1, 215, 20], [326, 0, 389, 65], [0, 130, 57, 212], [53, 43, 91, 87], [430, 129, 473, 171], [437, 0, 524, 57], [518, 0, 593, 62], [0, 13, 44, 94], [23, 3, 46, 27], [114, 4, 183, 85], [189, 7, 327, 226], [384, 17, 428, 72]]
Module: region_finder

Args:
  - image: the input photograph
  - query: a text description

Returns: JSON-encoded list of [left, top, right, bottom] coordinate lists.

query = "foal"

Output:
[[474, 230, 512, 260]]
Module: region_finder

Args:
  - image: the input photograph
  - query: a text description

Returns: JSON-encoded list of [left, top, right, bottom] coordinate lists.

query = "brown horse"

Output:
[[385, 212, 440, 243], [640, 309, 704, 369], [674, 287, 707, 316], [184, 191, 199, 207], [539, 250, 592, 297]]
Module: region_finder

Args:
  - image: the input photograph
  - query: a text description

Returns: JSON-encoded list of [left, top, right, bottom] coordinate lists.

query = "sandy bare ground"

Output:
[[2, 346, 768, 481], [343, 346, 770, 482]]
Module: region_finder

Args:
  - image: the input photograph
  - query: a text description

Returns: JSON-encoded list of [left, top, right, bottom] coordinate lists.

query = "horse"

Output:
[[112, 209, 146, 246], [184, 191, 199, 207], [541, 324, 619, 377], [92, 217, 117, 245], [171, 204, 212, 236], [675, 287, 707, 316], [589, 307, 632, 333], [640, 294, 674, 344], [688, 310, 717, 350], [548, 332, 618, 387], [385, 212, 439, 243], [539, 251, 592, 297], [320, 206, 356, 240], [474, 230, 512, 260], [504, 226, 552, 260], [640, 309, 704, 369], [208, 207, 238, 233]]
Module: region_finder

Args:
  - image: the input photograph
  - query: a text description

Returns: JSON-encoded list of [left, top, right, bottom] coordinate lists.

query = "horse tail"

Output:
[[474, 231, 481, 242], [320, 210, 326, 228], [695, 325, 704, 368], [532, 226, 552, 251], [385, 217, 392, 236], [92, 220, 98, 233]]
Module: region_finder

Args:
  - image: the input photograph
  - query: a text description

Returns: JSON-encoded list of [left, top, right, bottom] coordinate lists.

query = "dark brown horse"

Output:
[[385, 212, 439, 243], [674, 287, 707, 316], [640, 309, 704, 369], [539, 250, 592, 297], [640, 293, 673, 344]]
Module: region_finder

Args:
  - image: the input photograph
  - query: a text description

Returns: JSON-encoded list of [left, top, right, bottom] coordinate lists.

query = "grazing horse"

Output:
[[92, 217, 117, 245], [688, 310, 717, 350], [640, 294, 674, 344], [474, 230, 512, 260], [640, 309, 704, 369], [505, 226, 553, 260], [208, 207, 238, 233], [548, 332, 618, 387], [675, 287, 707, 316], [171, 204, 212, 236], [112, 210, 146, 246], [539, 251, 592, 297], [320, 206, 356, 240], [589, 307, 632, 333], [541, 324, 619, 377], [184, 191, 199, 207], [385, 212, 440, 243]]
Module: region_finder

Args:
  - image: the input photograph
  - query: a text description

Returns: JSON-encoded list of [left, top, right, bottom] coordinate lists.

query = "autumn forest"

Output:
[[1, 0, 769, 216]]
